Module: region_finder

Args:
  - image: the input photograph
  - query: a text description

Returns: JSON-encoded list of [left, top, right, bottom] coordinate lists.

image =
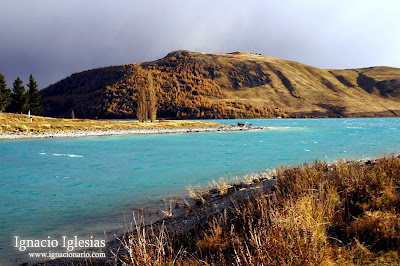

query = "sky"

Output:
[[1, 0, 399, 89]]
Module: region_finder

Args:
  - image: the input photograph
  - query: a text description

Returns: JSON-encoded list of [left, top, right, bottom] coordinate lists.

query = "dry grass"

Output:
[[113, 155, 400, 265], [0, 112, 219, 133], [185, 173, 270, 206], [184, 51, 400, 116]]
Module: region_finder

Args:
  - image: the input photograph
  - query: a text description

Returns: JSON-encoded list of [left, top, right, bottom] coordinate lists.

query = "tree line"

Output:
[[0, 73, 42, 115]]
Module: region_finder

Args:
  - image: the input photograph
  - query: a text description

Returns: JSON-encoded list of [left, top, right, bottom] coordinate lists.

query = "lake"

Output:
[[1, 118, 400, 264]]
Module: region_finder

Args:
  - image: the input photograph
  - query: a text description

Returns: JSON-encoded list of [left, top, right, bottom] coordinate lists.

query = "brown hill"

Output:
[[40, 50, 400, 119]]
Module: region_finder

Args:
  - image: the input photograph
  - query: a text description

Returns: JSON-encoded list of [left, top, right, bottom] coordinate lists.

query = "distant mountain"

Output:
[[40, 50, 400, 119]]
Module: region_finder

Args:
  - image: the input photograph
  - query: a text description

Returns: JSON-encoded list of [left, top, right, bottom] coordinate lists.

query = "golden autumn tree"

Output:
[[136, 68, 148, 122], [147, 72, 157, 122]]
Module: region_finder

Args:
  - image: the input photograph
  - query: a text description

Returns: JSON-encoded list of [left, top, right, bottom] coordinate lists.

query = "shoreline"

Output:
[[0, 124, 267, 140], [11, 156, 400, 265], [28, 171, 277, 266], [28, 155, 400, 265]]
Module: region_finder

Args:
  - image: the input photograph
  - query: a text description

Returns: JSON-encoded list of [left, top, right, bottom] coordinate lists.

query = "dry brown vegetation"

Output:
[[0, 112, 219, 133], [41, 50, 400, 120], [110, 155, 400, 265]]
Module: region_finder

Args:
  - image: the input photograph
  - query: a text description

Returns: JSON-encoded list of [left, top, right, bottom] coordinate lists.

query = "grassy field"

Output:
[[0, 112, 220, 132], [112, 155, 400, 265]]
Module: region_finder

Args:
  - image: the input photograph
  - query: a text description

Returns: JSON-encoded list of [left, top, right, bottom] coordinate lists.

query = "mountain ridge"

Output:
[[40, 50, 400, 119]]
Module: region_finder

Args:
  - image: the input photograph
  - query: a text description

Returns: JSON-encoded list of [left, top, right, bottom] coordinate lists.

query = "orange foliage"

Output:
[[99, 55, 286, 119]]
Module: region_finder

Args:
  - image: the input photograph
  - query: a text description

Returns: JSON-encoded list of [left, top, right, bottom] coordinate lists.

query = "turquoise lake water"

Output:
[[1, 118, 400, 263]]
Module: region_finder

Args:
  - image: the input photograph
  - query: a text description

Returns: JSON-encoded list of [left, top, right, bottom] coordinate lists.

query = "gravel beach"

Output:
[[0, 125, 267, 140]]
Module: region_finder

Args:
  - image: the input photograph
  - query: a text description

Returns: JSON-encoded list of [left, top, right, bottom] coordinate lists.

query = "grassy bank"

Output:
[[108, 155, 400, 265], [0, 112, 219, 133]]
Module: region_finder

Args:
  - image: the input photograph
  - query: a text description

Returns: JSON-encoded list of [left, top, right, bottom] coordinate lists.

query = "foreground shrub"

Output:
[[114, 155, 400, 265]]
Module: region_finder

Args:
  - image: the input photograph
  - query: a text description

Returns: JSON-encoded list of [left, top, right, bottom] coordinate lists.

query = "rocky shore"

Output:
[[0, 124, 267, 140], [31, 173, 277, 266]]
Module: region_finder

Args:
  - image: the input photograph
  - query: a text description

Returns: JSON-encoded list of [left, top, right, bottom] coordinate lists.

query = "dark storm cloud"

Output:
[[1, 0, 399, 89]]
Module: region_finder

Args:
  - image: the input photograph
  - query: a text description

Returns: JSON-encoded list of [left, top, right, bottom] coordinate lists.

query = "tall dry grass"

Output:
[[113, 155, 400, 265]]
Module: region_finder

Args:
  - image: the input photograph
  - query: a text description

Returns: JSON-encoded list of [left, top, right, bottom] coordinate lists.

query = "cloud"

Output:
[[0, 0, 399, 89]]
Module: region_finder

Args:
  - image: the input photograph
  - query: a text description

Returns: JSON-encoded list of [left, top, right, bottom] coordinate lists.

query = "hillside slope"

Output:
[[40, 50, 400, 119]]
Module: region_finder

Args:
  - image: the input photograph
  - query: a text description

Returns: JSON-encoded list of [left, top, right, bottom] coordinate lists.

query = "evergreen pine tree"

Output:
[[0, 73, 11, 111], [27, 74, 42, 115], [11, 77, 28, 113]]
